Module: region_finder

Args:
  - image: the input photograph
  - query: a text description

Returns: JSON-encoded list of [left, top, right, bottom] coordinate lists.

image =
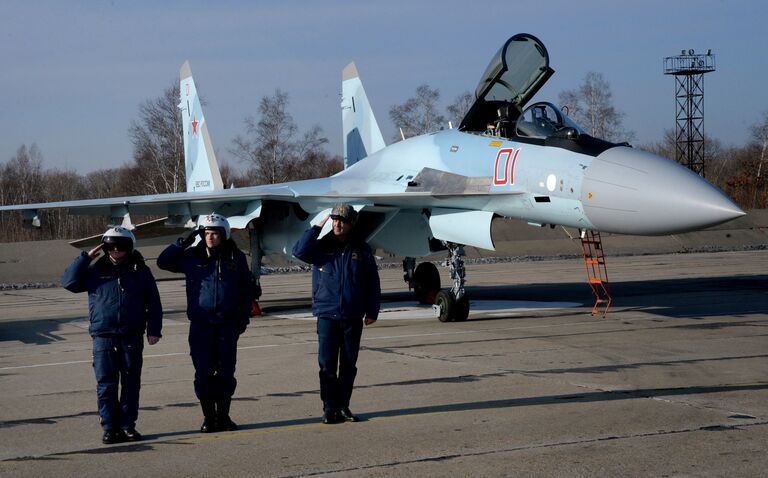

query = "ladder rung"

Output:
[[582, 232, 610, 318]]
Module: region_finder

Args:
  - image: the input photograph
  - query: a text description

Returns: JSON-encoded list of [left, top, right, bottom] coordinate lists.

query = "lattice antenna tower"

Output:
[[663, 49, 715, 177]]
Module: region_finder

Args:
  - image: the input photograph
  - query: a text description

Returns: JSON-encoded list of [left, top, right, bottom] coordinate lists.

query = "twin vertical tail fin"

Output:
[[341, 62, 385, 169], [179, 60, 379, 184], [179, 61, 224, 192]]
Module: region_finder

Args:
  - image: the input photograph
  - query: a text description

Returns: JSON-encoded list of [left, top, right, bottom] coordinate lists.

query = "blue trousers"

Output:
[[92, 335, 144, 431], [189, 321, 239, 401], [317, 318, 364, 411]]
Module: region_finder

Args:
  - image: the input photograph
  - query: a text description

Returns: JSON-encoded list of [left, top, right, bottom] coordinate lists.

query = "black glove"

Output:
[[180, 229, 202, 248]]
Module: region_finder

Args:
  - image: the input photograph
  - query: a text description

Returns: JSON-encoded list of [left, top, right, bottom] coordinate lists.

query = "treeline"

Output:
[[0, 145, 341, 243], [0, 144, 131, 242], [1, 75, 766, 243]]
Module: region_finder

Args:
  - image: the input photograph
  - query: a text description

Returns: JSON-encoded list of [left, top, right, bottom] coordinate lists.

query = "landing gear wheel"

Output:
[[453, 293, 469, 322], [434, 290, 469, 322], [413, 262, 441, 304], [434, 290, 454, 322]]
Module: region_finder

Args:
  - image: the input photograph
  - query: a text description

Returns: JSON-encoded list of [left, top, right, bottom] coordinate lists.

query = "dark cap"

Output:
[[330, 203, 358, 225]]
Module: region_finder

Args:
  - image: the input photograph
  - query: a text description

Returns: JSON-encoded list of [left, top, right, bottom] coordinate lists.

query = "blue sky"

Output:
[[1, 1, 765, 173]]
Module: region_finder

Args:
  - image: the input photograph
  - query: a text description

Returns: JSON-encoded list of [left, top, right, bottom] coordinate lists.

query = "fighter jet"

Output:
[[0, 33, 744, 321]]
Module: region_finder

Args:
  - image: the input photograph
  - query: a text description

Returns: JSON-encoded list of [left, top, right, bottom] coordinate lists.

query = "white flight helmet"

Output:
[[198, 213, 231, 239], [101, 226, 136, 251]]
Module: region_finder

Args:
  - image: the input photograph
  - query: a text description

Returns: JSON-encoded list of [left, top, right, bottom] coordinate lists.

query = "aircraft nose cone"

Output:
[[582, 146, 745, 235]]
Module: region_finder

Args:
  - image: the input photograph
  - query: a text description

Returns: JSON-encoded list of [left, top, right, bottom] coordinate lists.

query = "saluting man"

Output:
[[61, 227, 162, 444], [157, 214, 253, 433], [292, 204, 381, 424]]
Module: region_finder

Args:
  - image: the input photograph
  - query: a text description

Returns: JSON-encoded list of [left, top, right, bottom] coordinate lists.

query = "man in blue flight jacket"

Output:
[[61, 227, 162, 444], [292, 204, 381, 424], [157, 213, 253, 433]]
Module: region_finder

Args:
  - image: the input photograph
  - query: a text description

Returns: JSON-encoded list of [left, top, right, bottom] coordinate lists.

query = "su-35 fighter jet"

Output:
[[0, 34, 744, 321]]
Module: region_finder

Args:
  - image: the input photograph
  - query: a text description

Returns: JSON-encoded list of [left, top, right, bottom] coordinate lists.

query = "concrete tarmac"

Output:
[[1, 251, 767, 477]]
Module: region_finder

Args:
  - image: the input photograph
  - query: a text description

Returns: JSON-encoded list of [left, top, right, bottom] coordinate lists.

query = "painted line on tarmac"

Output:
[[0, 319, 603, 371], [3, 382, 766, 462], [0, 412, 466, 461], [170, 421, 328, 443], [167, 410, 461, 446], [277, 300, 581, 321], [114, 380, 768, 447], [0, 359, 96, 370]]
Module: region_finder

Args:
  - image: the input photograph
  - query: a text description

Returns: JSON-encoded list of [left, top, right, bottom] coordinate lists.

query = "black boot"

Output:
[[200, 399, 217, 433], [122, 428, 142, 441], [322, 409, 342, 425], [102, 429, 125, 444], [339, 407, 359, 422], [216, 398, 238, 431]]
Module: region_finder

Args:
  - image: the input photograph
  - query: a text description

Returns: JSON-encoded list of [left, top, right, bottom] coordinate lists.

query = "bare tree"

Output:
[[2, 144, 44, 205], [558, 72, 634, 143], [446, 91, 473, 128], [231, 89, 297, 184], [389, 84, 446, 140], [41, 169, 90, 239], [285, 125, 340, 180], [230, 90, 335, 184], [750, 110, 768, 208], [639, 128, 676, 160], [86, 169, 122, 198], [128, 82, 184, 194], [0, 144, 45, 241], [290, 148, 343, 181], [752, 110, 768, 150], [639, 129, 732, 186], [218, 161, 244, 189]]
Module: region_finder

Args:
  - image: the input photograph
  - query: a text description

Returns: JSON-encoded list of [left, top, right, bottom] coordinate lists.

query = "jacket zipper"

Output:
[[117, 270, 123, 334], [338, 244, 349, 318], [214, 257, 220, 314]]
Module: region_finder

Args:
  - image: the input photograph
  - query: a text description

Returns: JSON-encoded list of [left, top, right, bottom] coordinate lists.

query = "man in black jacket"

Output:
[[157, 213, 253, 433], [292, 204, 380, 424], [61, 227, 162, 444]]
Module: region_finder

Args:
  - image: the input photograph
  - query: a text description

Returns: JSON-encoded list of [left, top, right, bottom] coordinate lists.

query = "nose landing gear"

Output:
[[432, 242, 469, 322]]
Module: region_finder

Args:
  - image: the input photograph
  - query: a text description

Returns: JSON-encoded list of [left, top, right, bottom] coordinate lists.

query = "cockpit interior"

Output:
[[459, 33, 620, 155]]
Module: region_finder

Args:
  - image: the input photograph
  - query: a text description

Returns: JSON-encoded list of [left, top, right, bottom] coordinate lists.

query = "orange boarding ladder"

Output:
[[580, 229, 611, 318]]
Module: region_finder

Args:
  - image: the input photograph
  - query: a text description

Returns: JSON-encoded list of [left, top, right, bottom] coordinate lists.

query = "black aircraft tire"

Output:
[[453, 293, 470, 322], [434, 290, 455, 322], [413, 262, 441, 304]]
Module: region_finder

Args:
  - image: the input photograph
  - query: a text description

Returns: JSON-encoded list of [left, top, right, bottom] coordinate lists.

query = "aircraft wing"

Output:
[[0, 166, 522, 253], [0, 186, 290, 216], [0, 167, 521, 218]]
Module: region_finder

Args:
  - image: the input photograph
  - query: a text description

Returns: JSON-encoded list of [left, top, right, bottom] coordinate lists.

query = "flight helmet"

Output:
[[198, 213, 231, 239], [101, 226, 136, 252]]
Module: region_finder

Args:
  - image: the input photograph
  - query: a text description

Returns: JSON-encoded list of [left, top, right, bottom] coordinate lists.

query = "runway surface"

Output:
[[1, 250, 767, 477]]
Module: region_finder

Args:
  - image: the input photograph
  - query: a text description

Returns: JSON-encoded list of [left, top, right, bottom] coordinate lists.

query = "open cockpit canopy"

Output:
[[459, 33, 554, 136]]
